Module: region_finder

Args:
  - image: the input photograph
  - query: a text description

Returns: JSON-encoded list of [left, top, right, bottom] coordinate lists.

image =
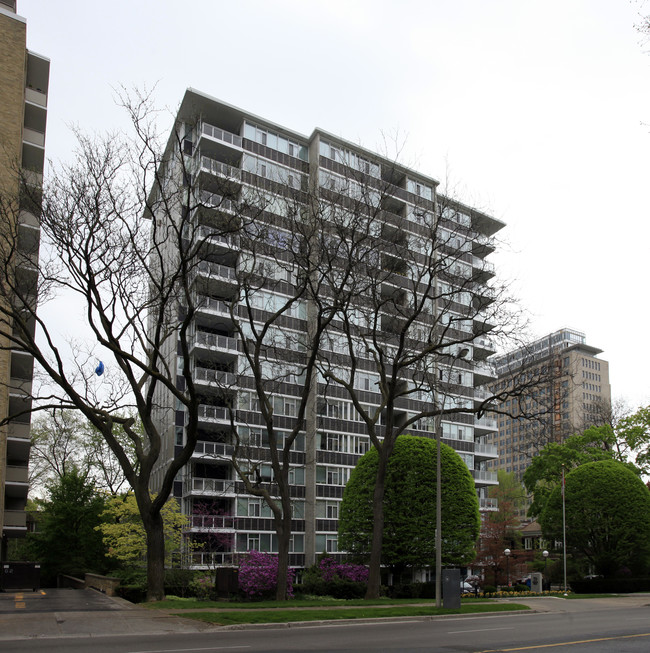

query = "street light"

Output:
[[542, 550, 549, 590], [504, 548, 511, 587]]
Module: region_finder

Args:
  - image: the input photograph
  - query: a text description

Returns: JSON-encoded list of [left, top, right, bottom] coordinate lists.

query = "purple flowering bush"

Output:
[[238, 550, 294, 600], [318, 557, 369, 583], [300, 556, 369, 598]]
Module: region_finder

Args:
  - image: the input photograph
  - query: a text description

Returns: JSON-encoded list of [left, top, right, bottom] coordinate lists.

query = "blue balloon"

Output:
[[95, 361, 104, 376]]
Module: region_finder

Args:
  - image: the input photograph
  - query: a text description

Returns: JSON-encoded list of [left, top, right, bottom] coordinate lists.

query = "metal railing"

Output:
[[194, 331, 239, 352], [199, 155, 241, 180], [187, 478, 236, 494], [201, 122, 243, 148], [194, 260, 237, 281]]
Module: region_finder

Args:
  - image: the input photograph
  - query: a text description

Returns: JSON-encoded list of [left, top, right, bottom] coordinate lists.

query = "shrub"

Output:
[[238, 550, 294, 600], [301, 556, 368, 598], [189, 574, 215, 600]]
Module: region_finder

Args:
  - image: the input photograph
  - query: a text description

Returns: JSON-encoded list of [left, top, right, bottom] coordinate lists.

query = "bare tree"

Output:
[[29, 409, 133, 496], [305, 151, 551, 598], [0, 90, 241, 600]]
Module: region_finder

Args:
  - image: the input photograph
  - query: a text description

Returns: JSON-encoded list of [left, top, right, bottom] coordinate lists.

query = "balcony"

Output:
[[197, 404, 233, 425], [474, 443, 498, 458], [479, 497, 499, 511], [193, 225, 238, 249], [200, 122, 243, 149], [193, 330, 239, 355], [193, 440, 231, 458], [198, 155, 241, 181], [195, 295, 233, 319], [23, 127, 45, 148], [188, 514, 235, 530], [473, 361, 496, 385], [25, 86, 47, 108], [199, 190, 236, 212], [187, 551, 241, 568], [475, 415, 498, 434], [184, 477, 236, 496], [193, 367, 237, 388], [194, 260, 237, 284], [473, 469, 498, 485]]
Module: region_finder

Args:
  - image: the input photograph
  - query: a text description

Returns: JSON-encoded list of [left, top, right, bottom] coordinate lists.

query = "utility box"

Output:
[[0, 562, 41, 591], [530, 572, 543, 593], [442, 568, 461, 609]]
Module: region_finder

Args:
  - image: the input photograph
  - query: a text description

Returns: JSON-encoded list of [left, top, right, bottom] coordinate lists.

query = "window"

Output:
[[326, 501, 339, 520], [248, 499, 261, 517]]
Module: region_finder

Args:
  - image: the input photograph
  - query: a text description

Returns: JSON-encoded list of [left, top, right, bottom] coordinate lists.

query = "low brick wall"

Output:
[[84, 573, 121, 596]]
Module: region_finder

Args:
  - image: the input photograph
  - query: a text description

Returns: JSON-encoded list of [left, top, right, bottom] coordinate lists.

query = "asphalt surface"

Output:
[[0, 588, 215, 639]]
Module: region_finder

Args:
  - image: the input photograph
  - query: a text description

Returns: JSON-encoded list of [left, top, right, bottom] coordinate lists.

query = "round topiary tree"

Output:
[[540, 460, 650, 577], [338, 435, 480, 572]]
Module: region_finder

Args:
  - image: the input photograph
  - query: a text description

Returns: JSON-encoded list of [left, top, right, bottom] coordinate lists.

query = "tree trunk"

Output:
[[143, 509, 166, 602], [275, 508, 292, 601], [365, 454, 388, 599]]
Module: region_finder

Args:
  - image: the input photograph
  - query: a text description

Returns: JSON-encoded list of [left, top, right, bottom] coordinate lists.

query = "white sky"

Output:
[[19, 0, 650, 409]]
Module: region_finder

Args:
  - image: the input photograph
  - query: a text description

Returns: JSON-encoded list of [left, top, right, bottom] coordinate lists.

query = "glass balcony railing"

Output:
[[194, 260, 237, 281], [194, 331, 239, 352], [193, 367, 236, 386], [195, 295, 232, 316], [199, 155, 241, 180], [198, 190, 236, 212], [194, 225, 238, 248], [474, 443, 498, 457], [473, 469, 498, 483], [197, 404, 231, 423], [188, 478, 236, 494], [201, 122, 243, 148], [479, 497, 498, 511]]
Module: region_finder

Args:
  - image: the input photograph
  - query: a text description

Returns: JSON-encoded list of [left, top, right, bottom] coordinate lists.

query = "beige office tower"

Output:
[[0, 0, 49, 558], [486, 328, 611, 517]]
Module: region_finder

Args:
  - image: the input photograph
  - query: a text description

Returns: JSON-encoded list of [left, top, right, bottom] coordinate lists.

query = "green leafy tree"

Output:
[[339, 435, 479, 575], [97, 493, 188, 566], [522, 426, 624, 518], [26, 469, 109, 583], [540, 460, 650, 577], [617, 406, 650, 474]]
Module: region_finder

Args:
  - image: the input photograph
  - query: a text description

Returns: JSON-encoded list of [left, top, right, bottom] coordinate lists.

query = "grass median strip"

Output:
[[167, 603, 529, 626]]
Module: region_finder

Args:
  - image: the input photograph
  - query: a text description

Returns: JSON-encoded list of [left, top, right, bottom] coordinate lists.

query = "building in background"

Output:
[[149, 89, 503, 569], [0, 0, 49, 558], [487, 328, 611, 498]]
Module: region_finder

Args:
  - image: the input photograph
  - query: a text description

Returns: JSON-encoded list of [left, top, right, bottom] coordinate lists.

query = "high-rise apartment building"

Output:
[[150, 89, 503, 569], [0, 0, 49, 558], [487, 328, 611, 482]]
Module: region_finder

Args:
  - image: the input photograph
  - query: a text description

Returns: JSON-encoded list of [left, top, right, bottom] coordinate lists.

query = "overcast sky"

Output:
[[19, 0, 650, 409]]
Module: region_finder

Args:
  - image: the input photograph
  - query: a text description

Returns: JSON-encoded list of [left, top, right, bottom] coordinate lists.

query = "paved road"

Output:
[[0, 589, 649, 653]]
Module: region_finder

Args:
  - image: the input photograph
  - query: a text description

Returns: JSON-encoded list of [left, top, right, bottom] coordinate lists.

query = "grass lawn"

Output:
[[145, 597, 458, 611], [143, 599, 529, 626], [171, 603, 529, 626]]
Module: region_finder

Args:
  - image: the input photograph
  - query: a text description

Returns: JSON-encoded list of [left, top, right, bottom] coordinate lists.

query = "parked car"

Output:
[[461, 581, 474, 594]]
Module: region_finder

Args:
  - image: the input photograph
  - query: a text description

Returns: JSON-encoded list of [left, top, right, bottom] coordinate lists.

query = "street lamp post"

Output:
[[542, 550, 549, 591], [504, 548, 511, 588], [434, 347, 469, 608]]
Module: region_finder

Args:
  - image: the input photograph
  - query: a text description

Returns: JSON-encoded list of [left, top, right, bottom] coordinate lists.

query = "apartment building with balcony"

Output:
[[0, 0, 49, 558], [149, 89, 503, 570], [486, 328, 611, 493]]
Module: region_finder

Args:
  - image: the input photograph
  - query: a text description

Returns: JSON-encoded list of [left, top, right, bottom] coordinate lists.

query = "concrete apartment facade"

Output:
[[0, 0, 49, 557], [149, 89, 503, 570], [486, 328, 611, 484]]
